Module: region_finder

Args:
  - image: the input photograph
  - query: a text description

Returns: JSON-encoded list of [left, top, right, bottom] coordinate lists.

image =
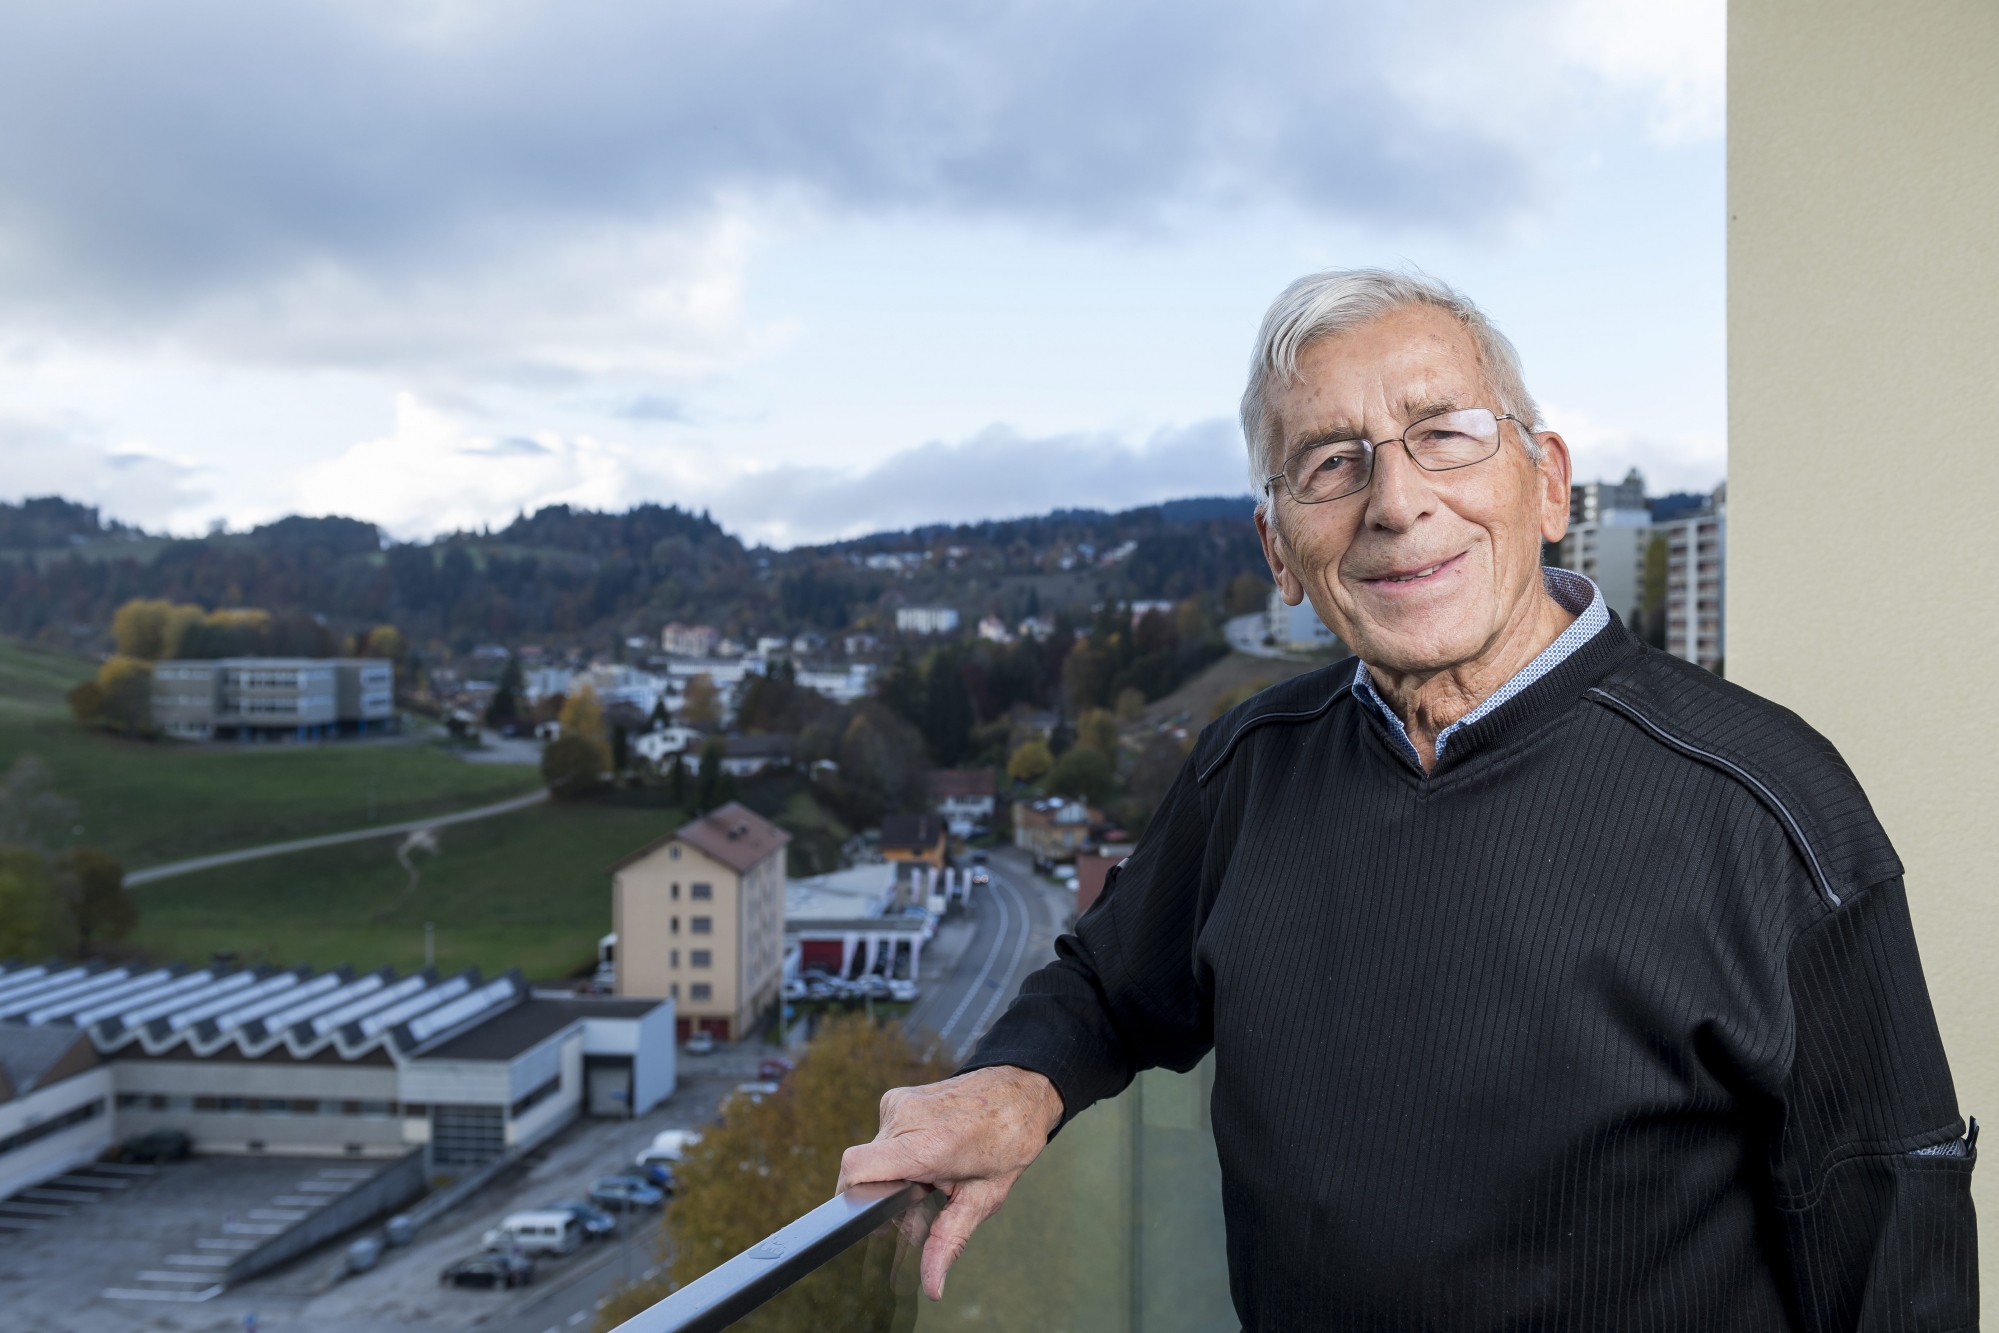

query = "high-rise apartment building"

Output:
[[1652, 484, 1727, 671], [1553, 474, 1727, 672]]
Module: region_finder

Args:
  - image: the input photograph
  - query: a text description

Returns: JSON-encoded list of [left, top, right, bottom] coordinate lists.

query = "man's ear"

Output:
[[1535, 431, 1574, 545], [1254, 503, 1307, 606]]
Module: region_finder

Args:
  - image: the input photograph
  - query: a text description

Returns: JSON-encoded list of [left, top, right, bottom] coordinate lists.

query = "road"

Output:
[[125, 787, 550, 885], [906, 845, 1072, 1064]]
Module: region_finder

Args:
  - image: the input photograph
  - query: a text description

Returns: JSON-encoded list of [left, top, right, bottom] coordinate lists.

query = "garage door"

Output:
[[587, 1064, 632, 1118], [431, 1104, 505, 1168]]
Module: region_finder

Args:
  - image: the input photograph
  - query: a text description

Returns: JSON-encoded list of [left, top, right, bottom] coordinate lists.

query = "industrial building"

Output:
[[0, 959, 674, 1199], [150, 657, 396, 741]]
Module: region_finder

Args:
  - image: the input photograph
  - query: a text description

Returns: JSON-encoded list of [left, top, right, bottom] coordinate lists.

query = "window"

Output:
[[670, 950, 679, 967], [669, 845, 681, 860], [672, 916, 680, 934], [691, 883, 713, 900], [0, 1099, 103, 1156], [691, 916, 712, 934], [690, 983, 712, 1001], [670, 983, 679, 998], [220, 1097, 247, 1113], [359, 1100, 391, 1118], [671, 883, 680, 900], [690, 950, 712, 968]]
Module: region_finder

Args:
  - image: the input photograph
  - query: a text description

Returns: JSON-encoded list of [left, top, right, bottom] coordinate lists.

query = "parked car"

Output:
[[684, 1030, 716, 1055], [344, 1236, 382, 1275], [624, 1162, 676, 1193], [757, 1057, 795, 1081], [589, 1175, 664, 1211], [888, 978, 919, 1002], [782, 979, 807, 1001], [637, 1129, 702, 1168], [116, 1128, 191, 1164], [481, 1209, 582, 1256], [553, 1201, 618, 1240], [440, 1251, 536, 1289]]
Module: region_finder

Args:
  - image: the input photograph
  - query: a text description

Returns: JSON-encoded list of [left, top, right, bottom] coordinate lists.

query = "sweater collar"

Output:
[[1352, 568, 1611, 772]]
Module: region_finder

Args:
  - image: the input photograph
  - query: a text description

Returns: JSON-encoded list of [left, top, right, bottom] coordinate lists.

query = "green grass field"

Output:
[[0, 638, 541, 868], [125, 797, 686, 979]]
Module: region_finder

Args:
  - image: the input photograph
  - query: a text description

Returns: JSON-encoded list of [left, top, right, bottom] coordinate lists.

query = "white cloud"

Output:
[[707, 419, 1252, 547], [1545, 402, 1726, 497], [293, 394, 643, 538], [1561, 0, 1725, 144], [0, 411, 214, 530]]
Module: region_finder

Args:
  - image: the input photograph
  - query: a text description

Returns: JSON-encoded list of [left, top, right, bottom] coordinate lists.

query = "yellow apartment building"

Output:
[[611, 803, 789, 1042]]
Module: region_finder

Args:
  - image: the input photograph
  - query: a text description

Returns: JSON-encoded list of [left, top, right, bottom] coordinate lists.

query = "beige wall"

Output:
[[1730, 0, 1998, 1276], [616, 839, 784, 1037]]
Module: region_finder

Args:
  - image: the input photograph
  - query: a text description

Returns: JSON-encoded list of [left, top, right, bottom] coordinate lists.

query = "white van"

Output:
[[637, 1128, 702, 1168], [482, 1210, 582, 1256]]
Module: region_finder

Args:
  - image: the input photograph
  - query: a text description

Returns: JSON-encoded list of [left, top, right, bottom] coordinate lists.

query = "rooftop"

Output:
[[611, 800, 791, 874]]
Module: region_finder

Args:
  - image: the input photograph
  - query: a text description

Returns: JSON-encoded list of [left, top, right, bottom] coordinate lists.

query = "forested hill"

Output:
[[0, 494, 1267, 654]]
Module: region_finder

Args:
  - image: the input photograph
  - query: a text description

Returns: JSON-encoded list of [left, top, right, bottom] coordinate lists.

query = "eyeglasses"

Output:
[[1264, 407, 1523, 505]]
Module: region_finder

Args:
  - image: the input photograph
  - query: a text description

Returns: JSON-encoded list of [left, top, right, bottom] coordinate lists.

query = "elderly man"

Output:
[[839, 271, 1976, 1330]]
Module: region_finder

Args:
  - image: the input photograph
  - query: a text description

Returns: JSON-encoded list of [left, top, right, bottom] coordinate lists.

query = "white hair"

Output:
[[1240, 268, 1543, 499]]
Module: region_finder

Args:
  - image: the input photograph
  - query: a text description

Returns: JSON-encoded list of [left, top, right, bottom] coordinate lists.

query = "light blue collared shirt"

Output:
[[1351, 566, 1608, 769]]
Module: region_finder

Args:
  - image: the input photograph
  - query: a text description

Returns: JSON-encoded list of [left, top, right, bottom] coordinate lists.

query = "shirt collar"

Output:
[[1351, 567, 1608, 769]]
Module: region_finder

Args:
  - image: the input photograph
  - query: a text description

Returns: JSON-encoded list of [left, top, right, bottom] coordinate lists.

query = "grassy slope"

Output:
[[125, 797, 684, 980], [0, 640, 540, 868]]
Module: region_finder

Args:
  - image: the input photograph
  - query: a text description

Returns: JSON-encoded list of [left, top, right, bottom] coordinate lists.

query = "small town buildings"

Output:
[[0, 960, 674, 1196], [930, 768, 997, 836], [783, 863, 932, 982], [660, 623, 721, 658], [895, 606, 960, 635], [879, 813, 948, 869], [977, 615, 1013, 644], [611, 804, 789, 1041], [631, 725, 707, 766], [793, 665, 873, 703], [719, 734, 793, 776], [151, 657, 395, 741], [1013, 797, 1103, 861], [1265, 589, 1340, 652]]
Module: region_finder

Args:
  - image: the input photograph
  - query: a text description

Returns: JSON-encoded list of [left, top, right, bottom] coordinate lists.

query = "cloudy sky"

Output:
[[0, 0, 1724, 547]]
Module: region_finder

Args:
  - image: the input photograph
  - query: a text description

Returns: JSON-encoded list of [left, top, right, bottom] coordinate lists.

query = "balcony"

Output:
[[606, 1059, 1229, 1332]]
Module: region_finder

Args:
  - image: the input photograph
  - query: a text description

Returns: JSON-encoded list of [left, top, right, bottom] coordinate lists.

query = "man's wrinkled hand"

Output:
[[836, 1064, 1064, 1301]]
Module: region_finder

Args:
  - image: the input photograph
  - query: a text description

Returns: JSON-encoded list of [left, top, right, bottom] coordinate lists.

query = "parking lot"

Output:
[[0, 1040, 775, 1333]]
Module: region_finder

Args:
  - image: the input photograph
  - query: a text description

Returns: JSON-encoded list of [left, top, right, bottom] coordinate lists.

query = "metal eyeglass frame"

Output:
[[1263, 409, 1526, 505]]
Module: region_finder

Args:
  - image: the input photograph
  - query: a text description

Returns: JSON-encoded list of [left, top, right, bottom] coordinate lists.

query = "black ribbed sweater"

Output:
[[965, 616, 1976, 1331]]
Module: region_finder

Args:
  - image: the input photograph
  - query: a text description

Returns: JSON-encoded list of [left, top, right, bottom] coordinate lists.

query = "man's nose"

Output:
[[1363, 439, 1438, 531]]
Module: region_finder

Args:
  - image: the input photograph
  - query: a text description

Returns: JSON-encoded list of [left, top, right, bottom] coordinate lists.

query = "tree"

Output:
[[1045, 744, 1115, 807], [53, 848, 134, 956], [66, 680, 105, 727], [594, 1016, 952, 1333], [0, 849, 56, 960], [1007, 739, 1054, 785], [559, 683, 608, 744], [95, 656, 155, 735], [110, 598, 175, 659], [542, 734, 611, 798], [486, 655, 524, 725], [1076, 707, 1119, 760], [1121, 732, 1191, 835], [1114, 687, 1146, 724], [917, 647, 977, 767], [696, 739, 736, 813], [1226, 572, 1270, 617], [680, 673, 722, 728]]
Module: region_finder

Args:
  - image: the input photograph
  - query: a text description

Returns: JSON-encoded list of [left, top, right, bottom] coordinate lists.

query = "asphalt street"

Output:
[[905, 845, 1072, 1065]]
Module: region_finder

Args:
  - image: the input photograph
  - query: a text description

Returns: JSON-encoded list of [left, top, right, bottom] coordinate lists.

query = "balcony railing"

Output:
[[607, 1180, 930, 1333], [608, 1056, 1232, 1332]]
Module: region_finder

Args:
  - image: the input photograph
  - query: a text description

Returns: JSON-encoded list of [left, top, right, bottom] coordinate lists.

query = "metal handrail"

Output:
[[605, 1179, 930, 1333]]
